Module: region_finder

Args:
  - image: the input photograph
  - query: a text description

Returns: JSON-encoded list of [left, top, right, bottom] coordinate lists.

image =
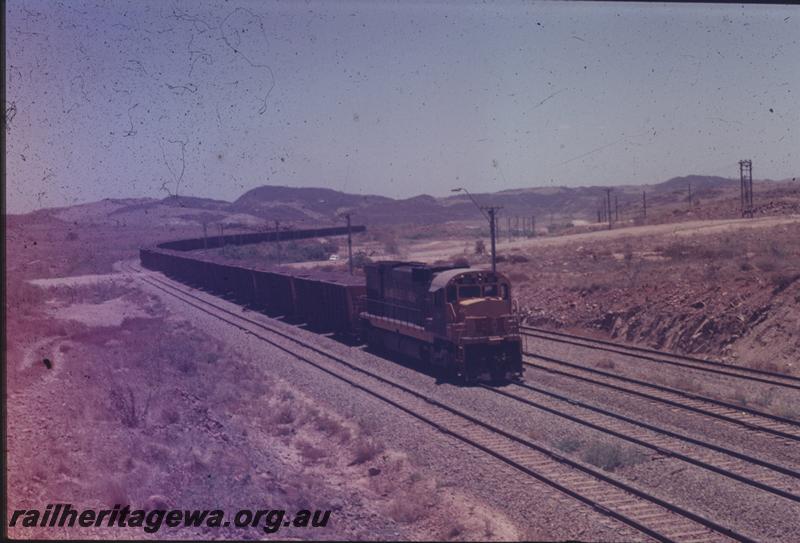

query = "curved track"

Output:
[[521, 326, 800, 391], [124, 263, 753, 543]]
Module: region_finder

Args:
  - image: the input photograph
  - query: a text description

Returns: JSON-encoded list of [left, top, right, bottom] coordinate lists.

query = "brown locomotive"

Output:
[[361, 261, 523, 381]]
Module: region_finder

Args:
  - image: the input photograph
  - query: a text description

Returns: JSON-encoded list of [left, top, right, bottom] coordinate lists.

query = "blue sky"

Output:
[[5, 0, 798, 212]]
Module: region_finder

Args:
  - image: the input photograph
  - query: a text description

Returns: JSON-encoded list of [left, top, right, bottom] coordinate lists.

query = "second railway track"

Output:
[[124, 263, 758, 543], [483, 381, 800, 503], [522, 352, 800, 444], [521, 325, 800, 391]]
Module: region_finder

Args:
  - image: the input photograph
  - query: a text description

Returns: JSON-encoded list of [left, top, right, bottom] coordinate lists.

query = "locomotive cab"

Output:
[[361, 261, 523, 382], [429, 269, 523, 381]]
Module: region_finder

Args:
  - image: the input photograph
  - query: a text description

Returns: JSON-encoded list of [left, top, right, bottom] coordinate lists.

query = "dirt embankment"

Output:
[[7, 273, 518, 540], [503, 217, 800, 374]]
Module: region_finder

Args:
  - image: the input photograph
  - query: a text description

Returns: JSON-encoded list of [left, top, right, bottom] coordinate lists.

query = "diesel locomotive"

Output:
[[361, 261, 523, 381]]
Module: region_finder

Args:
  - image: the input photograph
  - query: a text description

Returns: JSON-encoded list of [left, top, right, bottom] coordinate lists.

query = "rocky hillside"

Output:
[[10, 175, 798, 229], [511, 217, 800, 373]]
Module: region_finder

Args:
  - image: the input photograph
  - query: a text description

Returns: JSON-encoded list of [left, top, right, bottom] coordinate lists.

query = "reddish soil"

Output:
[[498, 217, 800, 374], [6, 274, 518, 540]]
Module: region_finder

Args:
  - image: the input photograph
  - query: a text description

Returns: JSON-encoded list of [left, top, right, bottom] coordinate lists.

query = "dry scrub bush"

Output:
[[175, 356, 197, 375], [279, 389, 295, 401], [662, 242, 692, 260], [351, 438, 384, 465], [269, 405, 296, 426], [752, 388, 777, 408], [295, 439, 328, 464], [385, 496, 430, 524], [555, 437, 582, 453], [773, 399, 800, 421], [446, 522, 467, 540], [295, 406, 320, 426], [669, 375, 704, 394], [108, 385, 152, 428], [772, 273, 800, 295], [748, 358, 790, 374], [582, 442, 645, 472], [483, 518, 497, 539], [755, 259, 777, 273], [732, 388, 748, 406], [160, 406, 181, 425], [69, 281, 132, 305], [595, 358, 615, 370], [313, 414, 350, 443]]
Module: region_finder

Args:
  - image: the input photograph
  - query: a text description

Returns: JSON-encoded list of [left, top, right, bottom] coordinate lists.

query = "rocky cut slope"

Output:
[[513, 216, 800, 374]]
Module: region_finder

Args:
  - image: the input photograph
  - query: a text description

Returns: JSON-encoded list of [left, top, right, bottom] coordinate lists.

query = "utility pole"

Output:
[[740, 160, 753, 218], [605, 189, 613, 230], [615, 194, 619, 222], [485, 206, 501, 273], [450, 187, 501, 273], [688, 181, 693, 207], [643, 191, 647, 219], [531, 215, 536, 237], [507, 216, 512, 242], [275, 220, 281, 264], [344, 213, 354, 274]]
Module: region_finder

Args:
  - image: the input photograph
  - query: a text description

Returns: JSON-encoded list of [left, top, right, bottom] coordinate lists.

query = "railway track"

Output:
[[482, 381, 800, 504], [521, 325, 800, 391], [124, 263, 753, 542], [522, 353, 800, 444]]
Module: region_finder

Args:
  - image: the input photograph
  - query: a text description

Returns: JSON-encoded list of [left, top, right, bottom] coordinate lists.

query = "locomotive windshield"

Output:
[[448, 283, 509, 301], [440, 270, 510, 302], [459, 285, 482, 299]]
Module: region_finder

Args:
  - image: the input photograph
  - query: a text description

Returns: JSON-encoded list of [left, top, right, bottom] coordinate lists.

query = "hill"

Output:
[[8, 175, 797, 229]]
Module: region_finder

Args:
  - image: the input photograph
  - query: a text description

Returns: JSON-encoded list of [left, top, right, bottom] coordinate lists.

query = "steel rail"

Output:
[[125, 263, 754, 543], [521, 325, 800, 390], [481, 382, 800, 503], [523, 354, 800, 443]]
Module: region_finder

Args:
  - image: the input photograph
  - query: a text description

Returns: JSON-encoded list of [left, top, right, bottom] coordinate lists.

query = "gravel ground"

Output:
[[131, 267, 649, 542], [523, 338, 800, 468], [523, 334, 800, 422], [134, 265, 800, 541]]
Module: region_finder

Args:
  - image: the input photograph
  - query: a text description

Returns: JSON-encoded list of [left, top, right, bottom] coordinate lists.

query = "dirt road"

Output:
[[400, 214, 800, 263]]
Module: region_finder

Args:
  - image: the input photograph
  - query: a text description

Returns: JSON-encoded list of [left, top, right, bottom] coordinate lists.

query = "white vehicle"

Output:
[[328, 254, 340, 261]]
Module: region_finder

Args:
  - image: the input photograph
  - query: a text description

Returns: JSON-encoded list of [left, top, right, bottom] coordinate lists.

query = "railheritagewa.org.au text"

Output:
[[9, 504, 331, 534]]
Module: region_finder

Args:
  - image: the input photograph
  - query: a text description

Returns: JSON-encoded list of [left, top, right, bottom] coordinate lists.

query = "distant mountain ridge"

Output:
[[12, 175, 793, 227]]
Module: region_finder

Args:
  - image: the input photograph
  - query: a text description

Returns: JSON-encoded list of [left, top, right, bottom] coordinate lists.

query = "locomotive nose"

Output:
[[458, 297, 508, 317]]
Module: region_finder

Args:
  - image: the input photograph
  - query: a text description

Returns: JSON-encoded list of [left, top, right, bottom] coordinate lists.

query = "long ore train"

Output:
[[140, 226, 523, 382]]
